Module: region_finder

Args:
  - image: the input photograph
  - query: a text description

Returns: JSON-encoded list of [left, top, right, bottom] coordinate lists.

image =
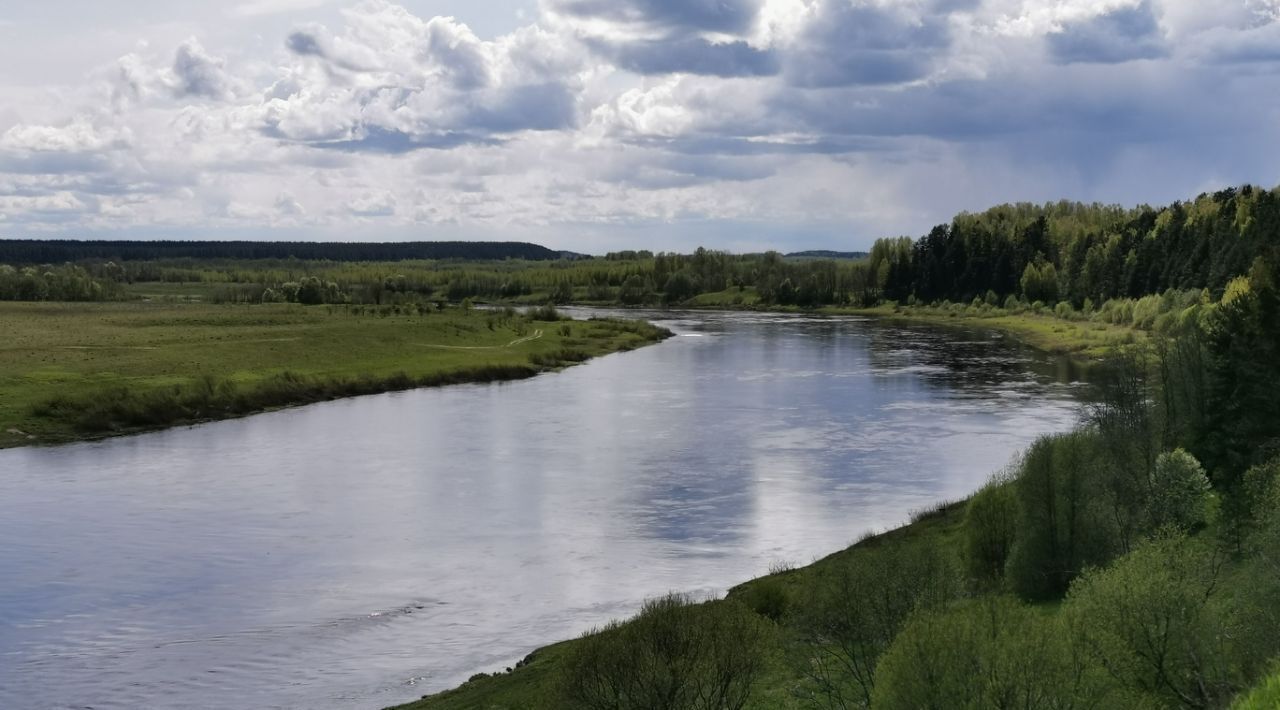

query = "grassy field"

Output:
[[0, 301, 670, 449]]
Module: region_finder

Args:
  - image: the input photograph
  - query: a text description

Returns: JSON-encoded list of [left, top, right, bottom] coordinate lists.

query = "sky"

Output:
[[0, 0, 1278, 253]]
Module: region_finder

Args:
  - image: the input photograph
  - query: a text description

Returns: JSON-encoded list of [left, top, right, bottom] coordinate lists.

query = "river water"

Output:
[[0, 309, 1087, 709]]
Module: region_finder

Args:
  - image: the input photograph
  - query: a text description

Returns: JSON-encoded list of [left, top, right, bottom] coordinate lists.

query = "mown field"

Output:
[[0, 301, 669, 448]]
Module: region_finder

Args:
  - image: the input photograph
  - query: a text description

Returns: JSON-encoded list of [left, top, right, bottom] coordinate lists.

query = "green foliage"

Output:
[[1149, 449, 1213, 532], [738, 577, 789, 623], [1232, 666, 1280, 710], [525, 303, 563, 321], [0, 263, 126, 301], [963, 470, 1020, 585], [1088, 350, 1163, 553], [1007, 432, 1119, 600], [30, 367, 542, 434], [663, 270, 700, 305], [1065, 535, 1280, 709], [557, 594, 772, 710], [1243, 462, 1280, 541], [1203, 260, 1280, 477], [1021, 259, 1060, 303], [871, 596, 1108, 710], [619, 274, 650, 305], [792, 542, 960, 708]]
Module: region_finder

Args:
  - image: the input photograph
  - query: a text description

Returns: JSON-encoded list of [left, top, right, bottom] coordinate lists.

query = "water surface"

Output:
[[0, 310, 1086, 709]]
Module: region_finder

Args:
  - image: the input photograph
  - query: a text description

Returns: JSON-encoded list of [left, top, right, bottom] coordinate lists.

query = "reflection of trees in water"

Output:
[[863, 321, 1088, 392], [613, 313, 1091, 549]]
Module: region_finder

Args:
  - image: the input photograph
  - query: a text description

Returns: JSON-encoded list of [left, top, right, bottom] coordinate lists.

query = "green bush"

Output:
[[1065, 535, 1279, 709], [558, 594, 771, 710], [963, 470, 1020, 585], [1148, 449, 1213, 532], [738, 577, 789, 623], [871, 596, 1110, 710], [1007, 432, 1119, 600], [792, 542, 959, 708]]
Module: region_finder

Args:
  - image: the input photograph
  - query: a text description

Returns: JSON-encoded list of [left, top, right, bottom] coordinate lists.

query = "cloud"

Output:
[[231, 0, 332, 18], [168, 38, 237, 99], [346, 191, 396, 216], [1, 0, 1279, 248], [1196, 20, 1280, 64], [1047, 0, 1167, 64], [275, 192, 305, 216], [267, 4, 583, 148], [783, 0, 951, 87], [545, 0, 776, 77], [546, 0, 763, 35], [589, 36, 778, 77], [0, 117, 130, 153]]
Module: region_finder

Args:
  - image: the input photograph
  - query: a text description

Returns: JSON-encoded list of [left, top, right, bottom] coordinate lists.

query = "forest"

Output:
[[2, 185, 1278, 323]]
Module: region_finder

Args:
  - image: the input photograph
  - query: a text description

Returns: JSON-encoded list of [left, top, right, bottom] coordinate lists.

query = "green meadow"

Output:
[[0, 301, 670, 448]]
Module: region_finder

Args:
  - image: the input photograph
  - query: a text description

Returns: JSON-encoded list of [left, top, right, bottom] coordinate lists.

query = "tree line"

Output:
[[0, 239, 561, 264], [6, 185, 1279, 313]]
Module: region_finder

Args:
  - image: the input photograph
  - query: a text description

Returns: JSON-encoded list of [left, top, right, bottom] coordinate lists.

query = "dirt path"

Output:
[[418, 329, 544, 350]]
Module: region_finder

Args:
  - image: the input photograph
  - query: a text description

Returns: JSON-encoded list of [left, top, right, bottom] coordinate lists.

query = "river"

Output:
[[0, 309, 1087, 709]]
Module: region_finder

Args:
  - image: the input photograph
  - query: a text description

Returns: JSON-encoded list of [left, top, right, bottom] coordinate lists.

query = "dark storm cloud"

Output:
[[594, 36, 778, 77], [785, 1, 951, 87], [549, 0, 775, 77], [1047, 1, 1168, 64], [549, 0, 762, 34]]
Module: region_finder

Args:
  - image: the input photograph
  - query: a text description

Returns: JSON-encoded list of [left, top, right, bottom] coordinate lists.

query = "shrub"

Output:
[[1065, 535, 1277, 709], [963, 470, 1019, 585], [1007, 432, 1119, 600], [558, 594, 771, 710], [738, 577, 789, 622], [526, 304, 562, 321], [792, 542, 959, 708], [1148, 449, 1213, 532], [871, 597, 1109, 710]]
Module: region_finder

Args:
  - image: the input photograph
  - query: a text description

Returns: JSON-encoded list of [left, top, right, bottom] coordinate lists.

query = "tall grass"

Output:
[[31, 366, 542, 435]]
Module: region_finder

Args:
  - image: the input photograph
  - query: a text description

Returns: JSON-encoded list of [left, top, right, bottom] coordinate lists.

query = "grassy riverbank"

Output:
[[678, 286, 1144, 359], [0, 302, 670, 449], [835, 303, 1143, 358], [395, 501, 968, 710]]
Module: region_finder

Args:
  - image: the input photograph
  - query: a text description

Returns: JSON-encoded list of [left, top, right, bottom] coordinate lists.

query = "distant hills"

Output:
[[784, 250, 869, 260], [0, 240, 561, 263], [0, 239, 875, 264]]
